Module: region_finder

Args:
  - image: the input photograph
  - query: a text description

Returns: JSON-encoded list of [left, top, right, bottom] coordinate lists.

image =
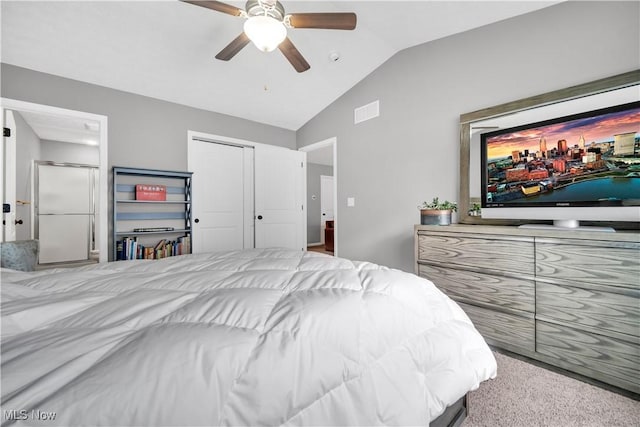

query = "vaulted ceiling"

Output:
[[1, 1, 559, 130]]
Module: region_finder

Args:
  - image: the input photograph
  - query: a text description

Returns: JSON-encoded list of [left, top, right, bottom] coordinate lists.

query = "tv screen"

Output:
[[481, 101, 640, 213]]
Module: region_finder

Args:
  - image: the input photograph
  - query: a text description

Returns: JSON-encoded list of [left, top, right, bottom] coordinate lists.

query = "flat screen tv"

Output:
[[481, 100, 640, 231]]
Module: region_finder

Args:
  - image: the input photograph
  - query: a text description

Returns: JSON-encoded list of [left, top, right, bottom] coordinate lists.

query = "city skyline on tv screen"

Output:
[[486, 104, 640, 160]]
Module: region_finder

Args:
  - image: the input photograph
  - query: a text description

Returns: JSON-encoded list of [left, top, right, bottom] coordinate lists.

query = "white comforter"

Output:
[[1, 249, 496, 426]]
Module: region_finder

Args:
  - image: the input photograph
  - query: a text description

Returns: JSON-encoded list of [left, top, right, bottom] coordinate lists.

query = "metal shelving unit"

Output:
[[112, 167, 193, 261]]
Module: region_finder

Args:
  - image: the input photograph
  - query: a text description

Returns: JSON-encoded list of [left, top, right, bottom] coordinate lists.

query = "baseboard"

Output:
[[491, 347, 640, 401]]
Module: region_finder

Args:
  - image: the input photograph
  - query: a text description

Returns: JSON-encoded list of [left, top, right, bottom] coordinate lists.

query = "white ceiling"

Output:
[[1, 1, 560, 131], [16, 110, 100, 145]]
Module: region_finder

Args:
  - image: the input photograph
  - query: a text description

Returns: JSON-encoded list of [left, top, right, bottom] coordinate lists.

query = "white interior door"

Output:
[[255, 144, 306, 251], [320, 175, 334, 244], [2, 109, 17, 241], [189, 140, 252, 253]]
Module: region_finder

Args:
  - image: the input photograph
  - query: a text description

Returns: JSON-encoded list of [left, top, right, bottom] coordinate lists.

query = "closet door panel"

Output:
[[189, 141, 245, 253]]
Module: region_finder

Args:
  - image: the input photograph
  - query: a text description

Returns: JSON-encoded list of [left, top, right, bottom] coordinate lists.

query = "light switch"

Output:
[[347, 197, 355, 207]]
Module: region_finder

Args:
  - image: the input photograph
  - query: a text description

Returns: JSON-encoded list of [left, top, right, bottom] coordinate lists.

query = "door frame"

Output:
[[188, 131, 259, 253], [187, 130, 307, 251], [1, 98, 109, 262], [299, 137, 338, 256], [187, 137, 253, 252]]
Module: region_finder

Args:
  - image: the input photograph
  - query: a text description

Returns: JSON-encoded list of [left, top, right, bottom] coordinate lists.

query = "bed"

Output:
[[1, 248, 496, 426]]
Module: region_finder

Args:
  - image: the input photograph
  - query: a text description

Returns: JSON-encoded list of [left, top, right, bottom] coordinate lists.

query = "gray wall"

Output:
[[1, 64, 296, 260], [1, 64, 296, 173], [307, 163, 333, 244], [296, 1, 640, 272], [13, 111, 41, 240]]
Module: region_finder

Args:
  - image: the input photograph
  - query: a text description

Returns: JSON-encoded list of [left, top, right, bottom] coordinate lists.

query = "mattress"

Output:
[[1, 249, 496, 426]]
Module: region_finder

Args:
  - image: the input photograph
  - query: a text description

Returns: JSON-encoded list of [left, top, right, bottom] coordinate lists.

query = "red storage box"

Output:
[[136, 184, 166, 201]]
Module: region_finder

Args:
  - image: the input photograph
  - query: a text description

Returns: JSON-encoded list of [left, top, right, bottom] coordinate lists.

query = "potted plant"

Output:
[[419, 197, 457, 225], [469, 203, 482, 217]]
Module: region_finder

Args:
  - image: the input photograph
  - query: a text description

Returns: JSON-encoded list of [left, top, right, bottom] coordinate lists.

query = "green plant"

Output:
[[419, 197, 458, 212], [471, 203, 481, 212]]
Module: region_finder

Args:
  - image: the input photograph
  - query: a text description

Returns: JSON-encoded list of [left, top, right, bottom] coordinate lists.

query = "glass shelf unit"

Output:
[[112, 167, 193, 261]]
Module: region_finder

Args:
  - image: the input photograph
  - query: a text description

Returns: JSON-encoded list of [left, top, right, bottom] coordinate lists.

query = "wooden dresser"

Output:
[[415, 224, 639, 394]]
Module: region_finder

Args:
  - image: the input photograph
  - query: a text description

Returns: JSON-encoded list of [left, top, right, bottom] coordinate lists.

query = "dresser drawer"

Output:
[[458, 302, 534, 352], [536, 320, 640, 394], [537, 282, 640, 339], [417, 232, 534, 277], [535, 239, 640, 289], [418, 264, 534, 313], [415, 225, 640, 394]]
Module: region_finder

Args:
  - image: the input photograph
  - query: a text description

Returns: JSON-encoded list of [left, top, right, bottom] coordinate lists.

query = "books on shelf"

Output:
[[116, 236, 191, 261]]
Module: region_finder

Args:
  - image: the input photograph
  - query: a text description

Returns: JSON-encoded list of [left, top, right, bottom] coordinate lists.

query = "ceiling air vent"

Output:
[[354, 100, 379, 124]]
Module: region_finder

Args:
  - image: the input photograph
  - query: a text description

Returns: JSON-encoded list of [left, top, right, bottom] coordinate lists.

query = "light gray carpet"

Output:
[[464, 351, 640, 427]]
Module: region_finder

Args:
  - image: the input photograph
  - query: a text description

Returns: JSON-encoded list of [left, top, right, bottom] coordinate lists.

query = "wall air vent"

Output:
[[354, 100, 379, 124]]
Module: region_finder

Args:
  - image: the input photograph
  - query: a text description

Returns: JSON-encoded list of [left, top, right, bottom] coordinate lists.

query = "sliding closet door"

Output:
[[188, 137, 305, 253], [36, 163, 95, 264], [189, 141, 250, 253]]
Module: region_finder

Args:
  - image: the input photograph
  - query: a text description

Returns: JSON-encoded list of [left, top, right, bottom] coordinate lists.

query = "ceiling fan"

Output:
[[182, 0, 357, 73]]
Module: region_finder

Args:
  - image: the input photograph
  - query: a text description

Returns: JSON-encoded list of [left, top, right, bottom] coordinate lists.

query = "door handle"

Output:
[[194, 218, 200, 223], [257, 215, 263, 220], [15, 219, 23, 225]]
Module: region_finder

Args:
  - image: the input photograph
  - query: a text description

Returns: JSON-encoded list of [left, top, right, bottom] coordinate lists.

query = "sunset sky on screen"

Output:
[[487, 106, 640, 159]]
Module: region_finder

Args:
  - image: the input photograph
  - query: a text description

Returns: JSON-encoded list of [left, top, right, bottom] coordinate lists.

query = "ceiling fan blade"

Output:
[[278, 38, 310, 73], [181, 0, 244, 17], [287, 13, 357, 30], [215, 33, 250, 61]]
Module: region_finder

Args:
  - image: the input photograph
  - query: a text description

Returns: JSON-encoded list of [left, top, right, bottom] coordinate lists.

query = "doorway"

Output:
[[1, 99, 108, 264], [320, 175, 334, 249], [299, 137, 337, 256]]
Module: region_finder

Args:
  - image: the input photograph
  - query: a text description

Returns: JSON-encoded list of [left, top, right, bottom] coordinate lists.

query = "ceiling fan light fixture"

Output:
[[243, 15, 287, 52]]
